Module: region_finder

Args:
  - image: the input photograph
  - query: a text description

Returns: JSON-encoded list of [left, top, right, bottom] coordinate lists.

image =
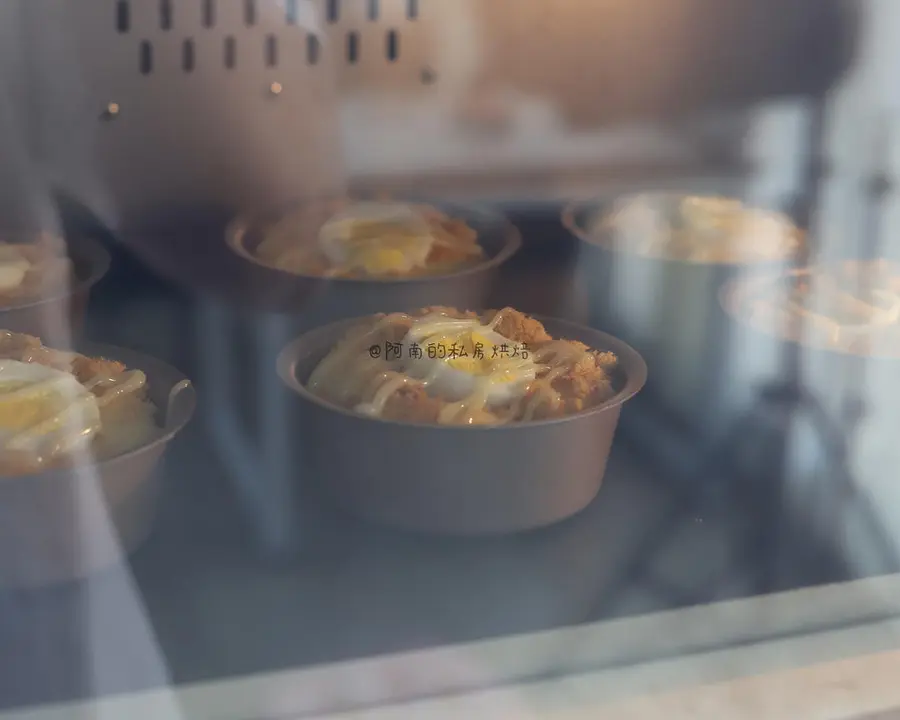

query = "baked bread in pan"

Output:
[[255, 200, 486, 278], [598, 194, 800, 264], [307, 306, 619, 425], [0, 331, 158, 475]]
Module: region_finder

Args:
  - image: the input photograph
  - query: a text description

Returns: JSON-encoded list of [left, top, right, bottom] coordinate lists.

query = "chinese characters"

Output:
[[368, 341, 530, 360]]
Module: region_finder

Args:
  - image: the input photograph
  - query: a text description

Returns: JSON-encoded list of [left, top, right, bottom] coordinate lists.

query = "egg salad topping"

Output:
[[318, 203, 435, 276], [399, 315, 539, 413], [306, 307, 618, 426], [417, 329, 530, 379], [0, 261, 30, 292], [0, 328, 164, 474], [0, 359, 101, 465], [0, 245, 38, 292]]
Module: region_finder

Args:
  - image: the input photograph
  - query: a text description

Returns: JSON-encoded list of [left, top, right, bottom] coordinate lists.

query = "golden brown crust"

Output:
[[486, 309, 554, 346]]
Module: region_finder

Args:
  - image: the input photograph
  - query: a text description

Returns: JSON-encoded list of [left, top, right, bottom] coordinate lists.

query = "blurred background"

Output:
[[3, 0, 900, 716]]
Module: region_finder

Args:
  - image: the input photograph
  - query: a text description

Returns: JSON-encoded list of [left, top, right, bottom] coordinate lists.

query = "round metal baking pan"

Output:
[[0, 344, 195, 588], [0, 233, 110, 341], [563, 193, 802, 438], [225, 197, 521, 325], [277, 314, 647, 536], [721, 264, 900, 404]]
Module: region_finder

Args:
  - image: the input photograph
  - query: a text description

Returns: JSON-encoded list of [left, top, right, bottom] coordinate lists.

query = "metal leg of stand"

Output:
[[256, 312, 299, 553], [747, 389, 796, 592], [822, 113, 900, 574], [197, 300, 261, 490], [196, 300, 298, 555], [804, 391, 900, 572], [748, 96, 830, 591]]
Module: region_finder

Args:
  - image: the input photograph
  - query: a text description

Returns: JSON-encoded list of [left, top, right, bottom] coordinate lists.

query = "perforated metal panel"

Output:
[[19, 0, 742, 230], [21, 0, 342, 233], [18, 0, 852, 231]]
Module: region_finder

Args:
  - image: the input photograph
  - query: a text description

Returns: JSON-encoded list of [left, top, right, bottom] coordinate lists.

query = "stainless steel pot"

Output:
[[563, 193, 802, 439], [277, 315, 646, 536], [0, 344, 196, 588]]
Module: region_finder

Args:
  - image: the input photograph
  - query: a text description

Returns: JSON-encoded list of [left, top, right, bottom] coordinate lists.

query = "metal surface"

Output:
[[0, 232, 110, 342], [0, 344, 195, 589], [21, 0, 343, 234], [564, 194, 801, 439], [277, 315, 647, 535]]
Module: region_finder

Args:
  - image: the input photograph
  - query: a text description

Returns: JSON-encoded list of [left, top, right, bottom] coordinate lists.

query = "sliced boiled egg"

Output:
[[318, 202, 436, 275], [0, 360, 101, 466], [401, 322, 538, 406]]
